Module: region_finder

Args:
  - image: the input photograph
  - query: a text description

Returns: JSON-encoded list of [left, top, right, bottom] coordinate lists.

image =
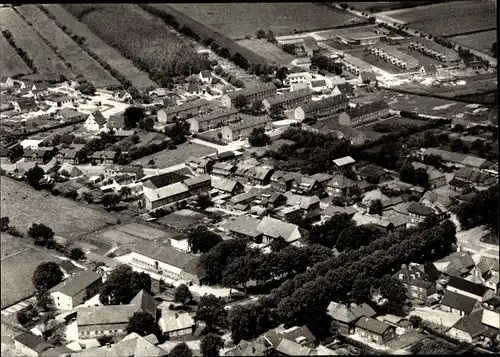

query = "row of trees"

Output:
[[311, 52, 343, 75], [453, 184, 498, 234], [1, 29, 37, 73]]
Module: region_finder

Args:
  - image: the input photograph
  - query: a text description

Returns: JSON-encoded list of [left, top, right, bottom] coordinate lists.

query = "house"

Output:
[[321, 205, 358, 220], [354, 317, 396, 344], [113, 91, 132, 103], [225, 339, 269, 356], [186, 157, 214, 174], [57, 163, 83, 178], [434, 251, 476, 277], [303, 36, 319, 56], [106, 113, 126, 130], [12, 98, 38, 113], [282, 326, 316, 348], [481, 309, 500, 339], [368, 44, 419, 70], [227, 215, 263, 242], [440, 290, 483, 316], [291, 175, 321, 196], [143, 182, 190, 210], [130, 240, 205, 284], [45, 95, 77, 107], [326, 174, 357, 198], [327, 302, 359, 334], [377, 315, 413, 335], [332, 156, 356, 170], [59, 259, 84, 277], [91, 151, 118, 165], [221, 116, 273, 143], [221, 83, 277, 108], [84, 111, 107, 132], [212, 162, 236, 178], [283, 192, 320, 214], [309, 79, 330, 93], [447, 310, 487, 343], [186, 108, 239, 133], [186, 82, 203, 96], [309, 173, 333, 189], [331, 83, 355, 97], [393, 264, 436, 303], [0, 142, 23, 164], [75, 331, 167, 356], [157, 99, 211, 123], [409, 37, 460, 62], [199, 70, 212, 84], [212, 177, 244, 195], [256, 191, 287, 209], [262, 90, 312, 111], [252, 166, 274, 185], [271, 171, 297, 192], [183, 174, 211, 196], [257, 216, 302, 246], [39, 346, 74, 357], [14, 332, 54, 357], [104, 165, 145, 180], [0, 76, 15, 88], [141, 171, 188, 190], [54, 108, 86, 122], [49, 270, 103, 310], [339, 101, 390, 126], [338, 53, 371, 75], [407, 202, 434, 224], [159, 309, 195, 338], [421, 148, 490, 169], [294, 95, 349, 121], [263, 326, 316, 356], [446, 276, 495, 302]]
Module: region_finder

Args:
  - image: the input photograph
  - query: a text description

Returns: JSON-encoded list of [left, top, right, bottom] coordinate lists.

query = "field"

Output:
[[16, 5, 119, 88], [387, 1, 496, 37], [114, 222, 170, 241], [341, 1, 442, 12], [0, 35, 31, 77], [132, 142, 217, 168], [236, 39, 296, 66], [0, 176, 119, 240], [449, 30, 497, 55], [166, 3, 360, 40], [0, 7, 72, 81], [1, 235, 63, 308], [41, 4, 157, 89], [316, 24, 379, 40]]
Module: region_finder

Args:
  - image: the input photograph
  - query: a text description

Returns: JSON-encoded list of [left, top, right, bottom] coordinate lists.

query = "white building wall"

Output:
[[130, 252, 184, 280], [51, 291, 73, 310]]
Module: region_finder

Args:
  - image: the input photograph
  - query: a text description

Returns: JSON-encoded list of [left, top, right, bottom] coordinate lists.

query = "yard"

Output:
[[345, 48, 408, 74], [0, 7, 72, 81], [236, 39, 296, 66], [0, 34, 31, 77], [132, 142, 217, 168], [16, 5, 119, 88], [449, 30, 497, 56], [155, 209, 208, 231], [166, 3, 360, 40], [395, 42, 447, 68], [0, 176, 119, 240], [387, 1, 496, 37], [41, 4, 157, 89]]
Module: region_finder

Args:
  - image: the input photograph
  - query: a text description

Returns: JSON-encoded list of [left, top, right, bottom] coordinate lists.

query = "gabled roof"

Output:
[[450, 310, 487, 338], [107, 113, 126, 129], [142, 171, 188, 189], [332, 156, 355, 167], [300, 95, 348, 114], [440, 290, 479, 314], [193, 108, 239, 124], [407, 202, 433, 216], [187, 82, 201, 94], [226, 83, 277, 99], [228, 215, 262, 238], [212, 177, 241, 193], [350, 303, 377, 319], [327, 174, 357, 189], [282, 325, 316, 345], [265, 90, 311, 107], [49, 270, 102, 297], [143, 182, 189, 202], [355, 317, 393, 335], [14, 332, 54, 354], [335, 82, 354, 95], [159, 311, 194, 333], [59, 260, 84, 275], [72, 334, 166, 357], [327, 302, 358, 324], [132, 241, 196, 270], [344, 101, 389, 119], [310, 79, 327, 88], [448, 276, 490, 297], [257, 216, 299, 242], [276, 338, 312, 356], [130, 290, 158, 317], [88, 111, 107, 127], [393, 264, 427, 285], [200, 70, 212, 79], [183, 174, 211, 188], [161, 99, 210, 116]]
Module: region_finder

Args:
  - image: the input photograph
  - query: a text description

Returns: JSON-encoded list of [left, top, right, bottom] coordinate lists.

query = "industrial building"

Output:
[[336, 32, 386, 46]]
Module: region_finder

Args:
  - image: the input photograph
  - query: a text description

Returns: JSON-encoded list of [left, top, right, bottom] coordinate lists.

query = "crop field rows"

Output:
[[16, 5, 119, 88], [0, 34, 31, 77], [0, 7, 72, 81]]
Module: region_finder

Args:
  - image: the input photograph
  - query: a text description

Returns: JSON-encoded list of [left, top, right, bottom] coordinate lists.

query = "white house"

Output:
[[113, 91, 132, 103], [49, 271, 103, 311], [199, 70, 213, 84], [0, 76, 15, 88], [83, 111, 107, 132]]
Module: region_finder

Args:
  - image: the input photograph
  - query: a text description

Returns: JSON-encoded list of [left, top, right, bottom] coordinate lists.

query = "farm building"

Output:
[[447, 276, 496, 303], [199, 70, 213, 84], [447, 311, 487, 343], [440, 290, 483, 316], [262, 90, 312, 111], [294, 95, 349, 121], [45, 95, 77, 108], [157, 99, 211, 123], [83, 111, 107, 132], [106, 113, 126, 130], [409, 37, 460, 62], [421, 148, 490, 169], [159, 308, 196, 338], [12, 98, 38, 113], [355, 317, 396, 345], [337, 53, 371, 74], [338, 100, 390, 126], [221, 116, 273, 143], [49, 271, 103, 311], [368, 44, 420, 70], [186, 108, 239, 133], [221, 83, 277, 108], [336, 32, 386, 46]]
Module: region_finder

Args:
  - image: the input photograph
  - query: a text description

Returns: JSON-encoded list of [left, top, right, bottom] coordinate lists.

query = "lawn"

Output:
[[449, 30, 497, 56], [114, 222, 171, 241], [316, 24, 379, 40], [1, 245, 63, 309], [0, 176, 119, 240], [236, 39, 296, 66], [0, 7, 72, 81], [347, 48, 407, 74], [41, 4, 157, 89], [0, 34, 31, 77], [395, 43, 446, 67], [166, 3, 360, 40], [16, 5, 119, 88], [388, 1, 496, 37], [132, 142, 217, 168]]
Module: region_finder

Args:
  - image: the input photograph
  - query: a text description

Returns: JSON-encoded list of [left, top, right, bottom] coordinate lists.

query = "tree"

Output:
[[119, 186, 132, 197], [251, 99, 264, 115], [0, 216, 9, 232], [195, 294, 227, 331], [28, 223, 56, 248], [255, 29, 266, 39], [97, 335, 113, 346], [174, 284, 193, 305], [275, 67, 289, 83], [399, 163, 415, 184], [126, 311, 161, 337], [409, 315, 422, 328], [77, 81, 96, 96], [196, 194, 213, 211], [222, 255, 252, 293], [82, 192, 93, 204], [200, 240, 248, 284], [165, 119, 189, 144], [308, 213, 355, 248], [270, 236, 288, 252], [248, 127, 271, 147], [101, 193, 121, 209], [269, 104, 285, 120], [99, 264, 152, 305], [232, 95, 249, 110], [200, 334, 224, 357], [378, 275, 407, 314], [188, 226, 222, 254], [350, 278, 373, 304], [36, 291, 56, 312], [69, 247, 85, 260], [17, 304, 39, 327], [492, 42, 497, 57], [124, 106, 145, 129], [26, 164, 45, 188], [32, 262, 64, 293], [138, 116, 155, 131], [168, 342, 193, 357], [369, 199, 383, 215]]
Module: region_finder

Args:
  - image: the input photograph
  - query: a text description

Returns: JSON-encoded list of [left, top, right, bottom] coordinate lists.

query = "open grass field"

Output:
[[235, 39, 296, 66], [114, 222, 170, 241], [315, 24, 379, 40], [41, 4, 157, 89], [132, 142, 217, 168], [449, 30, 497, 56], [0, 35, 31, 77], [341, 1, 442, 12], [0, 176, 119, 240], [0, 7, 72, 81], [167, 3, 360, 40], [387, 1, 496, 37], [16, 5, 119, 88]]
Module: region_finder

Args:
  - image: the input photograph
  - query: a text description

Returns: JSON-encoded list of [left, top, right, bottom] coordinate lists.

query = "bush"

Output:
[[97, 335, 113, 346]]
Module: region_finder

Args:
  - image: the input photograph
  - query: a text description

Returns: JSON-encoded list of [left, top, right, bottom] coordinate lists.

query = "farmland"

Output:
[[340, 1, 442, 12], [132, 142, 217, 168], [0, 35, 31, 77], [236, 39, 296, 66], [386, 1, 496, 37], [164, 3, 360, 40], [15, 5, 120, 88], [0, 176, 119, 240], [0, 7, 72, 81], [449, 30, 497, 56], [40, 4, 157, 89]]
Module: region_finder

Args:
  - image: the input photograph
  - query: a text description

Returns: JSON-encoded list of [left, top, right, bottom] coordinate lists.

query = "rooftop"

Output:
[[49, 270, 102, 297], [355, 317, 393, 335], [132, 240, 197, 270]]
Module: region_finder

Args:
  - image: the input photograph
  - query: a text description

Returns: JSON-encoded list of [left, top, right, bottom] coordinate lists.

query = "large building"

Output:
[[221, 83, 277, 108], [157, 99, 211, 123], [221, 116, 273, 143], [368, 44, 419, 70], [294, 95, 349, 121], [338, 100, 390, 126], [336, 32, 386, 46], [262, 90, 312, 111], [409, 37, 460, 62], [337, 53, 372, 74], [186, 108, 239, 133], [49, 270, 103, 311]]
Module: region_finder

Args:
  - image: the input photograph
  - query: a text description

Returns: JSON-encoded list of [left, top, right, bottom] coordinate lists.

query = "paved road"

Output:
[[76, 162, 188, 178], [456, 225, 499, 259]]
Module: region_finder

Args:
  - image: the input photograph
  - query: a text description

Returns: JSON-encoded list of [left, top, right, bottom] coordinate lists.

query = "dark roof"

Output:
[[451, 310, 487, 338], [440, 290, 479, 314], [449, 178, 468, 188], [301, 95, 348, 114], [407, 202, 433, 216], [282, 325, 316, 345], [350, 303, 377, 319], [162, 99, 210, 115], [358, 165, 386, 179], [412, 278, 434, 289], [394, 265, 427, 285], [16, 98, 38, 111], [355, 317, 393, 335], [40, 346, 73, 357], [59, 260, 84, 275], [344, 100, 389, 119], [14, 332, 53, 354], [226, 83, 277, 100], [142, 172, 188, 189], [327, 174, 357, 189], [310, 79, 327, 88], [336, 83, 354, 95], [133, 241, 196, 270], [448, 276, 490, 297], [49, 270, 102, 297], [89, 111, 107, 127], [130, 290, 158, 316], [107, 113, 125, 129], [183, 174, 211, 188], [265, 90, 311, 107]]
